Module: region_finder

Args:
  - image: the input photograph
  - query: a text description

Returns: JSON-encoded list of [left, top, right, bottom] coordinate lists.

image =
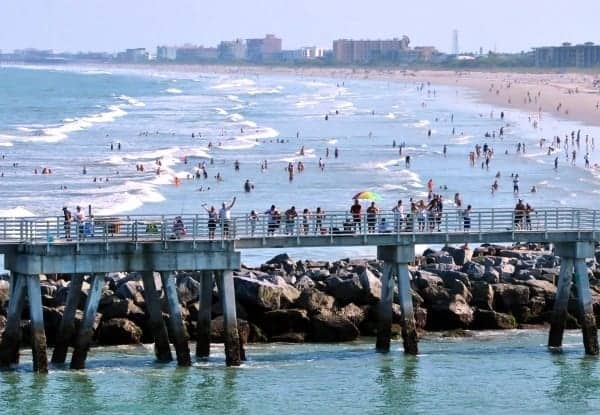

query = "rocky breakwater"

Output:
[[1, 244, 600, 350]]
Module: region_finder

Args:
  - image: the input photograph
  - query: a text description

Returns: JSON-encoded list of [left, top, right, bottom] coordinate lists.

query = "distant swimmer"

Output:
[[244, 179, 254, 193], [325, 114, 329, 121], [443, 144, 447, 157], [334, 148, 339, 158], [405, 155, 411, 167]]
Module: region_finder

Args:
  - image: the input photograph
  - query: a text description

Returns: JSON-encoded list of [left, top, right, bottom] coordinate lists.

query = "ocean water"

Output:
[[2, 64, 600, 264], [2, 65, 600, 413], [1, 331, 600, 414]]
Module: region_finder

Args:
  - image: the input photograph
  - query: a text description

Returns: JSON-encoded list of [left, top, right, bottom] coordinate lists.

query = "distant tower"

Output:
[[452, 29, 459, 55]]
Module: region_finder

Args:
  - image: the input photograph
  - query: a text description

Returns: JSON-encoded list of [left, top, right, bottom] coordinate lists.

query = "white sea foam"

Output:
[[165, 88, 183, 94], [238, 120, 258, 128], [411, 120, 430, 128], [327, 139, 338, 145], [211, 78, 256, 90], [295, 100, 319, 108], [118, 95, 145, 107], [226, 113, 245, 122], [214, 108, 228, 115], [379, 184, 408, 192], [246, 86, 283, 95], [12, 104, 129, 143], [385, 113, 396, 119], [0, 206, 36, 217], [227, 95, 243, 103]]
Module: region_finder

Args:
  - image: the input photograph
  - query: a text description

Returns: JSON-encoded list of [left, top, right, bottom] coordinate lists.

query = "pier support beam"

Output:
[[51, 274, 84, 364], [574, 259, 599, 355], [27, 275, 48, 373], [196, 271, 213, 359], [548, 259, 574, 349], [70, 274, 104, 369], [376, 263, 394, 352], [141, 271, 172, 363], [216, 270, 241, 366], [0, 274, 27, 367], [160, 272, 191, 366], [549, 242, 598, 355], [377, 245, 418, 355]]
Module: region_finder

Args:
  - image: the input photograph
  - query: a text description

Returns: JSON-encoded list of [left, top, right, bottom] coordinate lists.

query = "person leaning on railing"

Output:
[[62, 207, 72, 240]]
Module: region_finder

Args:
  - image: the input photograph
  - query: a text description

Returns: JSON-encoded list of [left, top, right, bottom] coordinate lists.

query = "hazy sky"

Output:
[[1, 0, 599, 53]]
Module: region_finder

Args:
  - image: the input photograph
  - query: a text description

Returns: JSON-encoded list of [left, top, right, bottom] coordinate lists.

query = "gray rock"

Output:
[[462, 262, 485, 279], [294, 288, 335, 315], [234, 276, 282, 311], [426, 293, 474, 330], [443, 246, 473, 266], [97, 318, 143, 345], [261, 309, 310, 337], [358, 269, 382, 304], [295, 275, 316, 290], [471, 281, 494, 310], [309, 313, 360, 342], [326, 275, 363, 305], [472, 309, 517, 329]]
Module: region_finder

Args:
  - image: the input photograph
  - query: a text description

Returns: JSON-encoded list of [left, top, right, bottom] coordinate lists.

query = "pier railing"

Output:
[[0, 207, 598, 246]]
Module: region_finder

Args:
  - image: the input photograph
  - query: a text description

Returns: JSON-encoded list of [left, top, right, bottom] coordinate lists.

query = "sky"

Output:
[[1, 0, 599, 54]]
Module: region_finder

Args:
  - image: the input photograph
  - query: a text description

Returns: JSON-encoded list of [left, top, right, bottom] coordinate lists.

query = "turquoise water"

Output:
[[1, 331, 599, 414]]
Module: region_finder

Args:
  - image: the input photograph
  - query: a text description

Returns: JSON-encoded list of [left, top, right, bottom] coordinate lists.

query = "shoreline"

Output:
[[55, 61, 600, 128]]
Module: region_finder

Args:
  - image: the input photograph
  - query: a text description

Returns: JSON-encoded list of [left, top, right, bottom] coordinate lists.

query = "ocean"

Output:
[[1, 332, 600, 414], [1, 64, 600, 413]]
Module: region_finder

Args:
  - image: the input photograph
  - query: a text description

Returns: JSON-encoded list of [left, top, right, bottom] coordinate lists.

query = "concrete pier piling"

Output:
[[217, 270, 241, 366], [27, 275, 48, 373], [196, 270, 213, 359], [376, 263, 394, 352], [397, 263, 418, 355], [574, 259, 599, 355], [141, 271, 173, 363], [549, 242, 599, 355], [51, 274, 84, 364], [377, 245, 418, 355], [161, 272, 191, 366], [0, 274, 27, 367], [70, 274, 104, 369], [548, 258, 573, 349]]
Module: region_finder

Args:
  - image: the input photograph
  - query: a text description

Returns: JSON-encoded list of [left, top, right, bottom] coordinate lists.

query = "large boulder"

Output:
[[426, 294, 474, 330], [326, 275, 362, 305], [295, 275, 316, 290], [462, 262, 485, 280], [472, 309, 517, 329], [209, 316, 250, 345], [264, 275, 300, 307], [338, 303, 366, 328], [443, 246, 473, 266], [358, 269, 382, 304], [294, 288, 335, 315], [260, 309, 310, 337], [234, 276, 282, 311], [99, 298, 146, 328], [471, 281, 494, 310], [309, 313, 360, 342], [492, 284, 531, 321], [97, 318, 143, 345], [266, 253, 296, 273]]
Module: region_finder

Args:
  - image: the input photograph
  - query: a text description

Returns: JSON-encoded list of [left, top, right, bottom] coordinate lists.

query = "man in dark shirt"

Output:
[[350, 200, 362, 231]]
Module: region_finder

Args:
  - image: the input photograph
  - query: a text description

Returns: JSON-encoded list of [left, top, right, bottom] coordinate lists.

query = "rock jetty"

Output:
[[1, 243, 599, 348]]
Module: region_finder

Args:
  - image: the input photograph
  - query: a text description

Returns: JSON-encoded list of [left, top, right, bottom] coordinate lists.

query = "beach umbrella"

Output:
[[352, 191, 381, 201]]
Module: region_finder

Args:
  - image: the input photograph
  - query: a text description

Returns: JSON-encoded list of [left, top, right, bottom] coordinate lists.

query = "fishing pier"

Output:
[[0, 207, 598, 373]]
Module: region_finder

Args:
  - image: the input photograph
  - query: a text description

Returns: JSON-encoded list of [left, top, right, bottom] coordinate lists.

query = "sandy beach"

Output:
[[101, 62, 600, 128]]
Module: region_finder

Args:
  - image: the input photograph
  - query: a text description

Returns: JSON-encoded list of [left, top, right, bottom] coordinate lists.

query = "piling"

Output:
[[574, 259, 599, 355], [141, 271, 172, 363], [161, 272, 191, 366], [0, 274, 27, 367], [51, 274, 84, 364], [376, 262, 394, 352], [196, 270, 213, 359], [548, 258, 574, 349], [397, 263, 418, 355], [70, 274, 104, 369], [217, 270, 241, 366], [27, 275, 48, 373]]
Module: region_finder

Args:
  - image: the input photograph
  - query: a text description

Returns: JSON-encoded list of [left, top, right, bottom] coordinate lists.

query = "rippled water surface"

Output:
[[1, 331, 600, 414]]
